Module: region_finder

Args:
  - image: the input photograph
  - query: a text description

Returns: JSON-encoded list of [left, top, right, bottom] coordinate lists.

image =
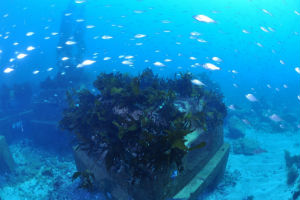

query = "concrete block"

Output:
[[0, 135, 16, 173], [73, 142, 230, 200], [173, 143, 230, 200]]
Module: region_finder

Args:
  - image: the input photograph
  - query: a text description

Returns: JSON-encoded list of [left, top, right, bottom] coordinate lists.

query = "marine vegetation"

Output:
[[72, 170, 95, 191], [60, 68, 226, 185]]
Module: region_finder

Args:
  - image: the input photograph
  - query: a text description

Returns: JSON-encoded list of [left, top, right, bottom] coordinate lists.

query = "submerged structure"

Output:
[[0, 0, 88, 150], [27, 0, 88, 149], [60, 69, 229, 200], [55, 0, 87, 87]]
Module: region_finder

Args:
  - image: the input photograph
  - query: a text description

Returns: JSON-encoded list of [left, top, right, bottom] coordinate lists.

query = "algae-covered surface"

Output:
[[0, 140, 105, 200]]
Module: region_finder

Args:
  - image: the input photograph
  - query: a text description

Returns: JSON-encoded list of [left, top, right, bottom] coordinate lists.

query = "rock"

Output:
[[232, 138, 266, 156], [53, 177, 63, 189], [0, 135, 16, 173], [244, 195, 254, 200], [226, 126, 245, 139], [226, 115, 248, 132], [219, 169, 241, 188], [293, 184, 300, 200], [284, 150, 300, 187], [42, 168, 53, 177], [285, 150, 300, 169], [287, 165, 299, 185]]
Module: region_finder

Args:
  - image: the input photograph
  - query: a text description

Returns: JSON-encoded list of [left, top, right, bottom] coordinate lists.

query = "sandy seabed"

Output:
[[0, 128, 299, 200], [205, 128, 300, 200]]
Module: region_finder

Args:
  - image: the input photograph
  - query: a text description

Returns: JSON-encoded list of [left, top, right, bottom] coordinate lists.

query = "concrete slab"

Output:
[[173, 143, 230, 200], [0, 135, 16, 173]]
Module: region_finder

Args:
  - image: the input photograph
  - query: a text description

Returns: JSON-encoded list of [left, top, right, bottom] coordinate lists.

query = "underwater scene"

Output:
[[0, 0, 300, 199]]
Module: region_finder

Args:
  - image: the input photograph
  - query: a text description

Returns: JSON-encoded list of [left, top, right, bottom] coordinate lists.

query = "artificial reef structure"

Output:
[[60, 69, 230, 200], [26, 0, 88, 150], [0, 0, 88, 151]]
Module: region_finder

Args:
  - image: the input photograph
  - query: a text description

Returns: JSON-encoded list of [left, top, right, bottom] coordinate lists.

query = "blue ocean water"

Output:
[[0, 0, 299, 199]]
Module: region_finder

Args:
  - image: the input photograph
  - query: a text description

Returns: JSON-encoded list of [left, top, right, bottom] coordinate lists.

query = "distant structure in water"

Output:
[[31, 0, 89, 150], [0, 0, 90, 151], [55, 0, 87, 87], [39, 0, 88, 103]]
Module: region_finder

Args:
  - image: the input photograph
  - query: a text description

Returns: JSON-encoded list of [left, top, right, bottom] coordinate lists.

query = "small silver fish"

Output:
[[191, 79, 205, 86], [269, 114, 282, 122], [245, 94, 258, 102], [193, 15, 215, 23]]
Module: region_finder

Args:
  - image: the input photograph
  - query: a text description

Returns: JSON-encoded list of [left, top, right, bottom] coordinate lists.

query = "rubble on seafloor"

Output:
[[0, 140, 105, 200], [232, 138, 267, 156]]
